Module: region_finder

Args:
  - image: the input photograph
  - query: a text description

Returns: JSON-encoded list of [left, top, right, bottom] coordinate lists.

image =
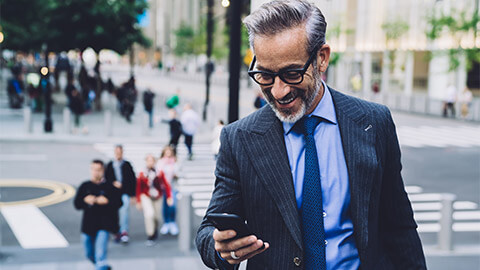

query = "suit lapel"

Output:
[[239, 107, 303, 251], [330, 88, 376, 252]]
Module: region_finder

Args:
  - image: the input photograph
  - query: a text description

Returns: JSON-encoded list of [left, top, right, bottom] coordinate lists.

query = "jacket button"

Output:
[[293, 257, 302, 267]]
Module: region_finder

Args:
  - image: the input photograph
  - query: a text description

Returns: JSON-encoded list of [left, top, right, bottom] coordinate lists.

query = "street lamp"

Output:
[[221, 0, 230, 8]]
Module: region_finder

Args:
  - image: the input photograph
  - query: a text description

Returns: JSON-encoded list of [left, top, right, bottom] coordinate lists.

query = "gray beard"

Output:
[[267, 72, 322, 123]]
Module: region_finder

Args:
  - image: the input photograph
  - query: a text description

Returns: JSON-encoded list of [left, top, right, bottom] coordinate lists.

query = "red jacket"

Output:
[[136, 170, 172, 203]]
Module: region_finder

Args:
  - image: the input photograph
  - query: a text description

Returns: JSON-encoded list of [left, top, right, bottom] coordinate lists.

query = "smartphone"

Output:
[[207, 213, 253, 239]]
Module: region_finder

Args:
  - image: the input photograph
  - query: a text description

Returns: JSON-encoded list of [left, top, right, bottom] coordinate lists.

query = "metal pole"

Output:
[[228, 0, 242, 123], [178, 192, 193, 252], [438, 193, 456, 251], [203, 0, 214, 122], [43, 46, 53, 132]]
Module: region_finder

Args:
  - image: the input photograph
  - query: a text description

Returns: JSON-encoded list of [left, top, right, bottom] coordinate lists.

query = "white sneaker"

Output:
[[160, 224, 169, 235], [169, 222, 179, 236]]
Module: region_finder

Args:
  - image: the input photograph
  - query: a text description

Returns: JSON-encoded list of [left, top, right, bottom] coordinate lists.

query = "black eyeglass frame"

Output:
[[247, 44, 323, 86]]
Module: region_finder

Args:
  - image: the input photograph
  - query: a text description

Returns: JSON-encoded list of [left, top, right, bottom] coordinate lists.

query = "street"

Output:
[[0, 66, 479, 269]]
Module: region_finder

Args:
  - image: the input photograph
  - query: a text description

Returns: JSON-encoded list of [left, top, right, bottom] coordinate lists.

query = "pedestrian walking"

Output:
[[74, 159, 122, 270], [196, 1, 425, 269], [69, 88, 87, 134], [459, 86, 473, 119], [156, 146, 179, 235], [211, 120, 225, 159], [7, 67, 24, 109], [160, 109, 183, 150], [166, 88, 180, 109], [105, 145, 136, 244], [143, 88, 155, 128], [443, 84, 457, 118], [180, 104, 200, 160], [136, 154, 173, 246]]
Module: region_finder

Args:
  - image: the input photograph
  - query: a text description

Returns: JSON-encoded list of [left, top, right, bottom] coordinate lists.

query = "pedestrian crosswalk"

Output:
[[397, 125, 480, 148], [408, 186, 480, 233]]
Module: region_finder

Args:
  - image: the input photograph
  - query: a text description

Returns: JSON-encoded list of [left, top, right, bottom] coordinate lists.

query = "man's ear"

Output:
[[317, 44, 331, 73]]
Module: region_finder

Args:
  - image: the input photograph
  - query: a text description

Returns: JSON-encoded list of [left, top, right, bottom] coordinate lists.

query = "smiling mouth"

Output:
[[277, 90, 298, 105]]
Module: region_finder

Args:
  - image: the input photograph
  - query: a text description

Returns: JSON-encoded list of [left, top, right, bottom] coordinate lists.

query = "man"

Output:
[[180, 103, 200, 160], [196, 1, 426, 269], [74, 160, 122, 270], [105, 145, 136, 244], [162, 108, 183, 150]]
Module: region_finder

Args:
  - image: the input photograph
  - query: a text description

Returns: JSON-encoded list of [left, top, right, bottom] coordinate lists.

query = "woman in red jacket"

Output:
[[136, 154, 173, 245]]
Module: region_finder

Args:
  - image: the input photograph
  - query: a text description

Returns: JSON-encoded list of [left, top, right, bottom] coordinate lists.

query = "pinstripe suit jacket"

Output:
[[196, 88, 426, 270]]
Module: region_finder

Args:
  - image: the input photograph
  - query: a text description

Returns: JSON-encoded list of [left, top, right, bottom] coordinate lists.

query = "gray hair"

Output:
[[243, 0, 327, 57]]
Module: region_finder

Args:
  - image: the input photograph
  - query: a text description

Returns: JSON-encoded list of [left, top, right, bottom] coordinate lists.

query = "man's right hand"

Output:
[[213, 229, 269, 265], [84, 195, 96, 205], [113, 181, 122, 189]]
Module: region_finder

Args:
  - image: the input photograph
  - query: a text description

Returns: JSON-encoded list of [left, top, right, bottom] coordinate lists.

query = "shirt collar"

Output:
[[283, 80, 337, 135]]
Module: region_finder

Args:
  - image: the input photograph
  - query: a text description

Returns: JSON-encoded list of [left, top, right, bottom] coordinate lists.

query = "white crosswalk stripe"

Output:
[[397, 125, 480, 148]]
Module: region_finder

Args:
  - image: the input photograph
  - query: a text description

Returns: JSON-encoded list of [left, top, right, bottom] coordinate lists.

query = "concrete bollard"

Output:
[[178, 192, 194, 252], [438, 193, 456, 251], [142, 113, 150, 136], [63, 108, 71, 133], [23, 107, 33, 133], [104, 110, 112, 137]]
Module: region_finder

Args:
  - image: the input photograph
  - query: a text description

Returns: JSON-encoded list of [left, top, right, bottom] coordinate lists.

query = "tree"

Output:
[[174, 22, 195, 57], [1, 0, 151, 54]]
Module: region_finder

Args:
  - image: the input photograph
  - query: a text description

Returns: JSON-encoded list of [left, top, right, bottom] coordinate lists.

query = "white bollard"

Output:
[[104, 110, 112, 136], [438, 193, 456, 251], [178, 192, 193, 252], [63, 108, 71, 133], [23, 107, 33, 133], [142, 113, 150, 136]]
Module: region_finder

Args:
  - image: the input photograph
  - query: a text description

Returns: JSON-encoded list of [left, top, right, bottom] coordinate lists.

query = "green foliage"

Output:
[[174, 22, 195, 56], [173, 17, 236, 61], [381, 19, 409, 42], [425, 8, 479, 71], [0, 0, 151, 54], [329, 52, 341, 67]]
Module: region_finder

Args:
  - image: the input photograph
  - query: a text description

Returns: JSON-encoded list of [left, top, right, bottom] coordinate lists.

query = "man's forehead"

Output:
[[253, 27, 309, 69]]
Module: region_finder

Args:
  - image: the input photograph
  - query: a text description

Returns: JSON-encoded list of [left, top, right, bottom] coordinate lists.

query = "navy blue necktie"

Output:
[[300, 116, 326, 270]]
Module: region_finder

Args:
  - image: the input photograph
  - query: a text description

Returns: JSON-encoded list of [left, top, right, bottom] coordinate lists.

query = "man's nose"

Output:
[[270, 77, 290, 100]]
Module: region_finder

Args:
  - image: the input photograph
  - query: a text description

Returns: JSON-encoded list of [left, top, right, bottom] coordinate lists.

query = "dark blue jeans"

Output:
[[163, 190, 177, 223]]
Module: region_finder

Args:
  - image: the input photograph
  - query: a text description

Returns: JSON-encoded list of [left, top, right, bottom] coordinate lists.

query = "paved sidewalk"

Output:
[[0, 237, 208, 270]]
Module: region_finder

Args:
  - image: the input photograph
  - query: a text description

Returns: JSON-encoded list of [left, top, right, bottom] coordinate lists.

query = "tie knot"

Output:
[[295, 116, 321, 136]]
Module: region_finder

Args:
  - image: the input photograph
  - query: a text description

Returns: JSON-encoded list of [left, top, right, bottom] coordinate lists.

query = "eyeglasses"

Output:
[[248, 46, 320, 86]]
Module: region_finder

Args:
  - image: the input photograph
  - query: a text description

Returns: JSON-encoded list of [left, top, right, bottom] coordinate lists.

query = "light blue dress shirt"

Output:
[[113, 160, 124, 183], [283, 82, 360, 270]]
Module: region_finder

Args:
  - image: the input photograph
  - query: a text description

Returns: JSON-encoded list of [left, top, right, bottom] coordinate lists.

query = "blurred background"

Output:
[[0, 0, 479, 269]]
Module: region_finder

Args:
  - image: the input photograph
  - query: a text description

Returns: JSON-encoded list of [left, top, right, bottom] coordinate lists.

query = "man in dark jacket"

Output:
[[105, 145, 136, 244], [74, 159, 122, 270]]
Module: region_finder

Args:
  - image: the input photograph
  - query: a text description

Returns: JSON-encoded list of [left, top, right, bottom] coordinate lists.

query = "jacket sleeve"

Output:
[[125, 162, 137, 197], [158, 171, 172, 199], [107, 183, 123, 210], [73, 183, 88, 210], [104, 162, 114, 183], [195, 127, 242, 270], [378, 107, 426, 269], [136, 173, 144, 203]]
